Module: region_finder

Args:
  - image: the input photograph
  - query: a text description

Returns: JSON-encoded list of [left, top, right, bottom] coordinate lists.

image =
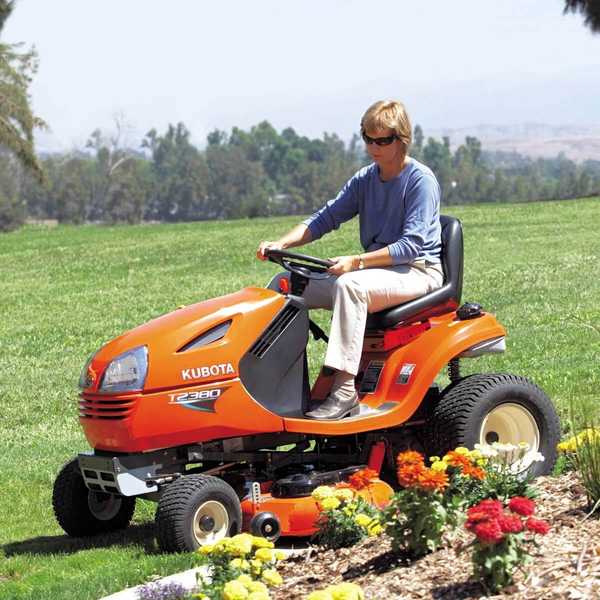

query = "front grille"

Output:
[[249, 305, 299, 358], [79, 395, 137, 420]]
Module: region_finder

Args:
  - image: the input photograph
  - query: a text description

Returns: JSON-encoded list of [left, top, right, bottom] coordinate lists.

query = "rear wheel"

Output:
[[425, 374, 560, 476], [52, 458, 136, 536], [155, 475, 242, 552]]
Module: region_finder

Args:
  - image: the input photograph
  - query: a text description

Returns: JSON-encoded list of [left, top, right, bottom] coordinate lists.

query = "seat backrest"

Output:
[[365, 215, 463, 330]]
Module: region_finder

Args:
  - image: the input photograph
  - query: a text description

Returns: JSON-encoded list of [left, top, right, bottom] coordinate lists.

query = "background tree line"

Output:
[[1, 120, 600, 231]]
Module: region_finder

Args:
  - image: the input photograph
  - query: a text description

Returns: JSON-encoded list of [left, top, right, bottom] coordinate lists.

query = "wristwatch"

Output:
[[357, 255, 365, 270]]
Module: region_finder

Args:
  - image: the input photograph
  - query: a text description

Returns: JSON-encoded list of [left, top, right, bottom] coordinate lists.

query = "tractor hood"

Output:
[[82, 287, 286, 394]]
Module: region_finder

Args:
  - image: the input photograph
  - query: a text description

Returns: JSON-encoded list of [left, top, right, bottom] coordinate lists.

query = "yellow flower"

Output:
[[469, 449, 483, 460], [236, 574, 253, 586], [354, 513, 371, 528], [306, 592, 334, 600], [430, 460, 448, 473], [229, 534, 254, 556], [254, 548, 274, 562], [250, 558, 263, 575], [429, 455, 441, 463], [320, 497, 341, 511], [326, 582, 365, 600], [251, 536, 274, 549], [368, 523, 384, 536], [222, 579, 249, 600], [334, 488, 355, 502], [274, 550, 286, 561], [454, 447, 470, 456], [246, 581, 269, 594], [198, 543, 214, 555], [312, 485, 335, 501], [247, 592, 270, 600], [261, 568, 283, 587], [229, 558, 250, 570], [192, 594, 209, 600]]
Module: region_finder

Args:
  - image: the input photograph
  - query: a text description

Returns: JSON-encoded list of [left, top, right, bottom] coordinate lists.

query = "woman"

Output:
[[257, 100, 443, 420]]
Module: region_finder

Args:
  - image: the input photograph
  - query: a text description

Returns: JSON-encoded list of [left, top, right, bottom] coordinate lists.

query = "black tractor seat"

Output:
[[365, 215, 464, 331]]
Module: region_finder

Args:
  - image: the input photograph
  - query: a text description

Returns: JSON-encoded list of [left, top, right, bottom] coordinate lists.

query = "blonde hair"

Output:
[[360, 100, 412, 152]]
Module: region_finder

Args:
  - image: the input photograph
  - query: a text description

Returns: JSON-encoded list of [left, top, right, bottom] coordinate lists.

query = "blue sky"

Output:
[[5, 0, 600, 151]]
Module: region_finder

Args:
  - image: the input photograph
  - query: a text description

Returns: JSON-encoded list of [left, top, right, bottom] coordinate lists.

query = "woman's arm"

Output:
[[328, 247, 393, 275], [256, 224, 313, 260]]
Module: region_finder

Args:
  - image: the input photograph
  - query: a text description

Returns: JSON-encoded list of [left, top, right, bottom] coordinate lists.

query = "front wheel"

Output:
[[155, 475, 242, 552], [52, 458, 136, 536], [425, 374, 560, 476]]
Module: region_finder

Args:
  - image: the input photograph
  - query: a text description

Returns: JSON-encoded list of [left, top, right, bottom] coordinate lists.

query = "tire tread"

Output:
[[156, 475, 241, 553]]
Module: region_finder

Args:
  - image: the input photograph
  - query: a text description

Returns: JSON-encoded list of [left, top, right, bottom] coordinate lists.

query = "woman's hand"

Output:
[[256, 240, 284, 261], [328, 255, 359, 275]]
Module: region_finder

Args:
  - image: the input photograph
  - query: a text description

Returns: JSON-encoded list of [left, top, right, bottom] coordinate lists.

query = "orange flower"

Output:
[[348, 468, 379, 490], [397, 463, 425, 487], [445, 451, 472, 469], [417, 469, 449, 492], [396, 450, 425, 467], [445, 451, 486, 480], [462, 464, 486, 480]]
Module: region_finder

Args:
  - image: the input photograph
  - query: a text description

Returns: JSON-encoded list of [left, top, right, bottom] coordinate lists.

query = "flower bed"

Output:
[[137, 438, 600, 599], [271, 472, 600, 599]]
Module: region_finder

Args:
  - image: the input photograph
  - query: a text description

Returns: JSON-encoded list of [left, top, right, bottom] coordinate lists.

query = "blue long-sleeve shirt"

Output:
[[303, 159, 442, 265]]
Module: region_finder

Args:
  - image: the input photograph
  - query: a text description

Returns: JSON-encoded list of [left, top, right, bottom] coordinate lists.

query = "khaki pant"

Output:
[[302, 262, 443, 376]]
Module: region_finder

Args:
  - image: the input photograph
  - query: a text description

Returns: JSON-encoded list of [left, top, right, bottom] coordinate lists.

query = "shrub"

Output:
[[465, 443, 542, 503], [464, 496, 550, 592], [382, 450, 449, 557], [311, 478, 383, 549], [558, 424, 600, 510], [193, 534, 285, 600]]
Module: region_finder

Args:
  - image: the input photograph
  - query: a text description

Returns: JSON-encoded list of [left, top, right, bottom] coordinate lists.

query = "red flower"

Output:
[[526, 517, 550, 535], [473, 519, 505, 544], [468, 499, 503, 521], [348, 468, 379, 490], [498, 514, 524, 534], [466, 510, 489, 525], [508, 496, 536, 517]]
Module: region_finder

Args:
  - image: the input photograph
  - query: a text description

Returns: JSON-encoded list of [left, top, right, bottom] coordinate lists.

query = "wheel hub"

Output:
[[480, 402, 541, 471], [199, 515, 216, 532], [87, 491, 122, 521], [193, 500, 229, 545]]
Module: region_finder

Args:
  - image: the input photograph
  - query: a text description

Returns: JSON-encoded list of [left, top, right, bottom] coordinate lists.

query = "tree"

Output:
[[144, 123, 208, 221], [411, 125, 424, 162], [564, 0, 600, 33], [0, 0, 45, 180], [104, 159, 148, 224], [0, 151, 22, 231], [205, 144, 274, 219], [55, 157, 91, 224]]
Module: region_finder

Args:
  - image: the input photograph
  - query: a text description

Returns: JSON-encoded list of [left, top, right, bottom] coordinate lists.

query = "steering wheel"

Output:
[[265, 249, 334, 280]]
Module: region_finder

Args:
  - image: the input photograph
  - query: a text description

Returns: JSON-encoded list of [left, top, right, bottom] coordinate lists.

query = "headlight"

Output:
[[79, 352, 97, 389], [99, 346, 148, 393]]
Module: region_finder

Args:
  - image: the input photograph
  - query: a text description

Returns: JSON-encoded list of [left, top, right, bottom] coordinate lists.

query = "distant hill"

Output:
[[427, 123, 600, 162]]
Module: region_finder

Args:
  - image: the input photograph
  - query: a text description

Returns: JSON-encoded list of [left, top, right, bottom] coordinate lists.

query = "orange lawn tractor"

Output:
[[52, 216, 560, 551]]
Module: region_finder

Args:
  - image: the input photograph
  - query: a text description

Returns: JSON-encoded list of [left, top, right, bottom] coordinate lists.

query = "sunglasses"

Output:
[[361, 131, 398, 146]]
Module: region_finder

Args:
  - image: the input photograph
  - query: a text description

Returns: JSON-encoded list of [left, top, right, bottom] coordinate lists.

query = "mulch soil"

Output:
[[272, 473, 600, 600]]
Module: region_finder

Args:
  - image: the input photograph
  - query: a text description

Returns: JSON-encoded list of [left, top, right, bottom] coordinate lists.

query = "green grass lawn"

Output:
[[1, 198, 599, 599]]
